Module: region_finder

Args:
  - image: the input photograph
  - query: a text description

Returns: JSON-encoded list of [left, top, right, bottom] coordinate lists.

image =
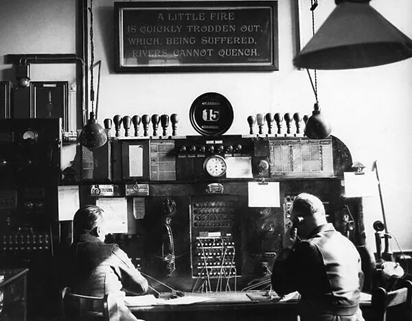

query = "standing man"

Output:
[[271, 193, 365, 321], [57, 205, 148, 321]]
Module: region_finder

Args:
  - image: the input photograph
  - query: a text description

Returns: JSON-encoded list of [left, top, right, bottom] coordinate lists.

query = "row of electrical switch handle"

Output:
[[103, 112, 309, 137], [1, 233, 50, 251], [104, 114, 179, 137]]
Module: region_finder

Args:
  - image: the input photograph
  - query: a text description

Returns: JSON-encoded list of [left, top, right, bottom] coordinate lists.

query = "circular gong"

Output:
[[189, 92, 234, 136]]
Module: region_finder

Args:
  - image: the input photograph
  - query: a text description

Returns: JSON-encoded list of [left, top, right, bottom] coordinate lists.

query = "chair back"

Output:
[[371, 279, 412, 321], [61, 287, 120, 321]]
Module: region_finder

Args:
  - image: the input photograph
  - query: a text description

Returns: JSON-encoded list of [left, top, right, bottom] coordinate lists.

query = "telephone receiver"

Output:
[[292, 216, 304, 229]]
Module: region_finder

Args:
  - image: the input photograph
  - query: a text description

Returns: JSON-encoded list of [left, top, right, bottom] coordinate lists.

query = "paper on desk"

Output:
[[124, 294, 212, 307], [360, 292, 371, 302], [124, 294, 164, 306], [161, 296, 212, 305], [279, 291, 300, 302]]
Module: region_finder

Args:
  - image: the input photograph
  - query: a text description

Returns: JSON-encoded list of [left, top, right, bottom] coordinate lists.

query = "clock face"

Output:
[[204, 155, 227, 177]]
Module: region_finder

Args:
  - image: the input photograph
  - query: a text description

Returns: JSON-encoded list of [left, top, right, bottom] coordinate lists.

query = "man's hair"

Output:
[[73, 205, 104, 234], [292, 193, 325, 217]]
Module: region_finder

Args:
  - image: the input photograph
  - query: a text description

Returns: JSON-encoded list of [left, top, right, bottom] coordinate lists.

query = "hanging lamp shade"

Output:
[[294, 0, 412, 70], [78, 112, 108, 149], [304, 103, 332, 139], [78, 0, 107, 150]]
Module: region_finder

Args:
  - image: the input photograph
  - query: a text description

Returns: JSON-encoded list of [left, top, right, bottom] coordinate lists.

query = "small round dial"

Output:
[[203, 155, 227, 177]]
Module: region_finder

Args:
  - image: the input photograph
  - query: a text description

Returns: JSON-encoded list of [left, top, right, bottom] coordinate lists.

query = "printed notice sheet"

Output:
[[96, 197, 128, 233], [58, 186, 80, 221], [129, 145, 143, 177], [344, 172, 378, 198], [226, 156, 253, 178], [248, 181, 280, 207]]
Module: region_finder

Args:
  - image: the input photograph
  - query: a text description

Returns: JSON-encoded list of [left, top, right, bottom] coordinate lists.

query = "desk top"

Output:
[[126, 291, 372, 312]]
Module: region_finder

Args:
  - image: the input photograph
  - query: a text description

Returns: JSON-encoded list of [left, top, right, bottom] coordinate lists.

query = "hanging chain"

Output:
[[310, 0, 318, 102], [88, 0, 95, 113], [304, 0, 319, 103]]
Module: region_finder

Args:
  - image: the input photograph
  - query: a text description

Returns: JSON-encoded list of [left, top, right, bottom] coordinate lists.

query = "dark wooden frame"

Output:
[[30, 81, 69, 131], [114, 1, 278, 73], [0, 81, 12, 119]]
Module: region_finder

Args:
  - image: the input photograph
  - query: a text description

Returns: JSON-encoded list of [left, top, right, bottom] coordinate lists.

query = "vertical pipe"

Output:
[[76, 0, 88, 129]]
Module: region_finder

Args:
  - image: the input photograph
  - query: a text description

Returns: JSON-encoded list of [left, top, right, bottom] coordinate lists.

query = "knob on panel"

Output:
[[113, 115, 122, 137], [142, 114, 151, 137], [151, 114, 160, 136], [257, 160, 269, 172], [256, 113, 264, 135], [132, 115, 141, 137], [160, 114, 169, 136], [274, 113, 283, 135], [171, 113, 179, 136], [265, 113, 274, 135], [284, 113, 292, 134], [247, 115, 256, 135], [122, 116, 131, 137], [206, 145, 215, 153]]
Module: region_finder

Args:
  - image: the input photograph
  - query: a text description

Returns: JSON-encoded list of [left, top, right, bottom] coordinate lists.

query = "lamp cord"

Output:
[[88, 0, 95, 115], [306, 0, 319, 103]]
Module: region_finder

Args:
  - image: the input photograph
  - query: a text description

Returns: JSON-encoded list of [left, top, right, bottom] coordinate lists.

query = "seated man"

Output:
[[56, 205, 148, 321], [271, 193, 365, 321]]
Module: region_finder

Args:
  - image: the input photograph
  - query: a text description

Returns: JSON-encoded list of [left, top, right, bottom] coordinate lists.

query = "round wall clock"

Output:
[[203, 155, 227, 177], [189, 92, 234, 136]]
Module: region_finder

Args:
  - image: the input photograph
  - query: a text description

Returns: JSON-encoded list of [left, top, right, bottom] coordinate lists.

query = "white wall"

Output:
[[0, 0, 76, 84], [1, 0, 411, 251]]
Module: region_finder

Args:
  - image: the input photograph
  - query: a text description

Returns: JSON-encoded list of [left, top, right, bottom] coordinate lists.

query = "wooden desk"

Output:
[[127, 291, 372, 321], [0, 268, 29, 321]]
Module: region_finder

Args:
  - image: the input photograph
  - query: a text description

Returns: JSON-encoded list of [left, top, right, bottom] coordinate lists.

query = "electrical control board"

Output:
[[0, 116, 356, 307]]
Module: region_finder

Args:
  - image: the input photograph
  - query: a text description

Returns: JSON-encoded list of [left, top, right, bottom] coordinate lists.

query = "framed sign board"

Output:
[[114, 1, 278, 72]]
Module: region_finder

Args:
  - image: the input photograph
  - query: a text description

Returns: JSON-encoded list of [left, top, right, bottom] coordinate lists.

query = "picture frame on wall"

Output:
[[114, 1, 279, 73], [0, 81, 12, 119], [30, 81, 69, 131]]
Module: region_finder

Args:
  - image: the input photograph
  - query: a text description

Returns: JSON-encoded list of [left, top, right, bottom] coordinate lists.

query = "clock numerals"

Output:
[[203, 155, 227, 177]]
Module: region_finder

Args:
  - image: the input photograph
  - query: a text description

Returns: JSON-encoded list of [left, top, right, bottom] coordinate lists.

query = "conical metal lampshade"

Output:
[[294, 0, 412, 70], [78, 112, 108, 149]]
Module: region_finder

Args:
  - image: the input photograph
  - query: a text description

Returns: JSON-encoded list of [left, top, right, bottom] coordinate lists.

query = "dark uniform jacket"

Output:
[[56, 234, 148, 321], [58, 233, 148, 296], [271, 223, 365, 321]]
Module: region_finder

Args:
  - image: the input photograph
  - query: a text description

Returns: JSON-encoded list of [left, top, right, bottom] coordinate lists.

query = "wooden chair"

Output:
[[370, 279, 412, 321], [61, 287, 120, 321]]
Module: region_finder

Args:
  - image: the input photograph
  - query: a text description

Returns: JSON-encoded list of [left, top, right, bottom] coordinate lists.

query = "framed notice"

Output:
[[114, 1, 278, 72]]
